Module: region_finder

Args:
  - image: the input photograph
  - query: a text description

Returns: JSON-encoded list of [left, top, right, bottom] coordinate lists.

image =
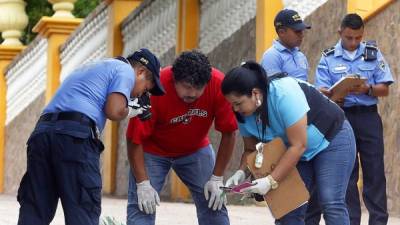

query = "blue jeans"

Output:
[[276, 120, 356, 225], [127, 145, 230, 225]]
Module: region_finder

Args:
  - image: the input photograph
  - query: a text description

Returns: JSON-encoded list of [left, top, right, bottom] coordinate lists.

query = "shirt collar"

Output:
[[273, 39, 299, 53], [334, 40, 366, 60]]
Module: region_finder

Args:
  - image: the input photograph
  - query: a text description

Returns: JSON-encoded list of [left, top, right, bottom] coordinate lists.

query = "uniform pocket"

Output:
[[79, 167, 102, 217], [357, 64, 375, 82], [54, 122, 92, 162]]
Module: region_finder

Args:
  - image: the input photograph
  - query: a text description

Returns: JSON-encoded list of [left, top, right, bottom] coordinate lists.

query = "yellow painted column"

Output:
[[0, 45, 25, 193], [347, 0, 395, 21], [256, 0, 283, 61], [170, 0, 200, 201], [176, 0, 200, 54], [32, 17, 82, 103], [102, 0, 142, 194]]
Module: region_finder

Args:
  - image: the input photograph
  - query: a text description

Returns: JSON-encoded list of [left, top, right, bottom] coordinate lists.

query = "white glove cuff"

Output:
[[136, 180, 151, 187], [210, 175, 224, 182]]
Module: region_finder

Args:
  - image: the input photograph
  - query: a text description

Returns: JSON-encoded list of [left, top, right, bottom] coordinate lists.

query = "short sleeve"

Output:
[[274, 79, 310, 128], [261, 50, 283, 76], [212, 71, 238, 132], [314, 57, 333, 88], [373, 50, 394, 85], [108, 64, 135, 102]]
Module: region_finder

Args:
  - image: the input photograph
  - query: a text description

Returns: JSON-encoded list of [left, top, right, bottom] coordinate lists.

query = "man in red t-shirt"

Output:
[[126, 50, 237, 225]]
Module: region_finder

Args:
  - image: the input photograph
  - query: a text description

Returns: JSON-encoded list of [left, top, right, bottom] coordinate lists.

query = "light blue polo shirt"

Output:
[[261, 40, 309, 81], [315, 40, 394, 107], [44, 59, 135, 131], [238, 77, 330, 161]]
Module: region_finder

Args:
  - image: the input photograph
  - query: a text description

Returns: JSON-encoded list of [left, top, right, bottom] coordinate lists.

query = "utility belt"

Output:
[[39, 111, 100, 139], [342, 104, 377, 114]]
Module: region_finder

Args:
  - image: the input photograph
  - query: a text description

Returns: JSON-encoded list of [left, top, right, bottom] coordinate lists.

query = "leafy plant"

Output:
[[100, 215, 126, 225], [0, 0, 101, 44]]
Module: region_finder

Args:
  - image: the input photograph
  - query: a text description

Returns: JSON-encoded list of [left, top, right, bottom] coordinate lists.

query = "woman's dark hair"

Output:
[[340, 13, 364, 30], [221, 61, 269, 141], [172, 50, 212, 88]]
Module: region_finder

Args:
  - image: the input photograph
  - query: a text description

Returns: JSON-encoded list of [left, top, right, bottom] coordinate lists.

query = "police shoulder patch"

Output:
[[322, 47, 335, 57], [379, 60, 386, 71]]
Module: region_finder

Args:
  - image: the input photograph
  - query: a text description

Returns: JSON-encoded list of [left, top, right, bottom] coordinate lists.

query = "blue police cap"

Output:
[[274, 9, 311, 31], [127, 48, 166, 96]]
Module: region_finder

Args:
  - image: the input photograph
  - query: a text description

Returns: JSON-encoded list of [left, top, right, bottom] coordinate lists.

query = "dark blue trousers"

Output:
[[306, 108, 388, 225], [17, 117, 104, 225]]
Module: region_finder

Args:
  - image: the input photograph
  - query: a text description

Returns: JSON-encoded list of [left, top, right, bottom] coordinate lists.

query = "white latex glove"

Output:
[[204, 175, 227, 211], [136, 180, 160, 214], [127, 98, 149, 118], [225, 170, 246, 187], [241, 176, 271, 195]]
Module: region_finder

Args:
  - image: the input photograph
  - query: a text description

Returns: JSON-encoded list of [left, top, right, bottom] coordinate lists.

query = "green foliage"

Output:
[[19, 0, 101, 44], [100, 216, 126, 225]]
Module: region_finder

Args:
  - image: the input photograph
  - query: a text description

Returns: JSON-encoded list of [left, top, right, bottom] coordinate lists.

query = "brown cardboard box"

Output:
[[247, 138, 309, 219]]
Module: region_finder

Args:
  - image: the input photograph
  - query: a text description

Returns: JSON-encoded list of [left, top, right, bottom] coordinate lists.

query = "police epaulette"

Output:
[[322, 47, 335, 57], [363, 40, 378, 61]]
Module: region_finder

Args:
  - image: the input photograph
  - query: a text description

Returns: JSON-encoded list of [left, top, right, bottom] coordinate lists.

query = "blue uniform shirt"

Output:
[[44, 59, 135, 131], [261, 40, 309, 81], [238, 77, 331, 161], [315, 40, 394, 107]]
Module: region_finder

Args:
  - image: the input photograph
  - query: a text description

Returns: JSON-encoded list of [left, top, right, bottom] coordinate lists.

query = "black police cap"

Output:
[[274, 9, 311, 31], [127, 48, 166, 96]]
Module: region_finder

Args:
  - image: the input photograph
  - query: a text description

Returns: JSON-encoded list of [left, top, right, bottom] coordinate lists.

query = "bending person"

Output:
[[222, 61, 356, 225]]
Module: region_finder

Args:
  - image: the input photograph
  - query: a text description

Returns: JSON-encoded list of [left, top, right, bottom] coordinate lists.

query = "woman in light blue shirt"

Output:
[[222, 61, 356, 225]]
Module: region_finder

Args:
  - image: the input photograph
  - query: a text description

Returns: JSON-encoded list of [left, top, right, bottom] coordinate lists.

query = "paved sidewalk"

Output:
[[1, 194, 399, 225]]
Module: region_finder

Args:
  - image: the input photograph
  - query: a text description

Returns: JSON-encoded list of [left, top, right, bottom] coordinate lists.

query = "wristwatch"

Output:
[[266, 175, 279, 190]]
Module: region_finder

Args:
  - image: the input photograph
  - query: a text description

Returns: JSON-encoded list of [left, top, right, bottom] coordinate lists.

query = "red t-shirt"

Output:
[[126, 66, 237, 157]]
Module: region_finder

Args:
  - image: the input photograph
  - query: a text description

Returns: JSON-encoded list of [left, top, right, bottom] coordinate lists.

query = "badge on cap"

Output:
[[139, 57, 149, 65], [292, 14, 301, 21]]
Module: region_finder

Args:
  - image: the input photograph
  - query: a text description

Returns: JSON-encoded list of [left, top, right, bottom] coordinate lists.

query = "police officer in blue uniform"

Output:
[[16, 49, 165, 225], [261, 9, 311, 81], [307, 14, 394, 225]]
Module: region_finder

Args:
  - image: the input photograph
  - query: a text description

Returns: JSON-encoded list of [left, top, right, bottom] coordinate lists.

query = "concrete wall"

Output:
[[4, 94, 45, 193], [363, 0, 400, 216], [206, 18, 256, 178]]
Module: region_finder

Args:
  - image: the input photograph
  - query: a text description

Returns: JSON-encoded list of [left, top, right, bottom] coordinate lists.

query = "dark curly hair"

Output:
[[172, 50, 212, 88]]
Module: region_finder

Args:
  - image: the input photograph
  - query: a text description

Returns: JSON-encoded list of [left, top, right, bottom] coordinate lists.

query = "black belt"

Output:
[[342, 105, 377, 113], [39, 111, 96, 129]]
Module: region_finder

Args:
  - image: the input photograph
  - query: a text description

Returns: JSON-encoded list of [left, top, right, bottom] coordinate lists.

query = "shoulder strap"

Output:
[[322, 47, 335, 57], [267, 72, 288, 82]]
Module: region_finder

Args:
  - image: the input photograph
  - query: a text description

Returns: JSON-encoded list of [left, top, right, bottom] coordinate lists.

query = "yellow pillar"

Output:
[[0, 45, 25, 193], [32, 17, 82, 103], [102, 0, 142, 194], [256, 0, 283, 61], [347, 0, 395, 21], [176, 0, 200, 54], [170, 0, 200, 201]]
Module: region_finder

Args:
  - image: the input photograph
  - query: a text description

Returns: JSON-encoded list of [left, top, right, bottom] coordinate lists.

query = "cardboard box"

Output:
[[247, 138, 309, 219]]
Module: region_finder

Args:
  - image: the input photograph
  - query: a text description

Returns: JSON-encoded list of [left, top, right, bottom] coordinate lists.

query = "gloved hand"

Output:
[[136, 180, 160, 214], [225, 170, 246, 187], [204, 175, 227, 211], [127, 98, 150, 118], [241, 176, 271, 195]]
